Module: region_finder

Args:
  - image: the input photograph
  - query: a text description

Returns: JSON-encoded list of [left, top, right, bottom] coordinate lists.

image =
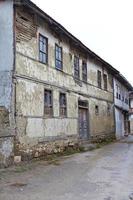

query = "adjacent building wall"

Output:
[[0, 0, 14, 167], [114, 78, 129, 139]]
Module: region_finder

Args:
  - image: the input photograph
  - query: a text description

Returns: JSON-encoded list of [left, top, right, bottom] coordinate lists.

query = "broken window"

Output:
[[44, 90, 53, 116], [95, 105, 99, 115], [74, 56, 80, 79], [82, 61, 87, 82], [39, 34, 48, 64], [55, 44, 63, 70], [59, 93, 67, 117], [97, 70, 102, 88], [103, 74, 107, 90]]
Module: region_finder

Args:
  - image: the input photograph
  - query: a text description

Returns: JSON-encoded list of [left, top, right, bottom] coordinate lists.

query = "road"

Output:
[[0, 137, 133, 200]]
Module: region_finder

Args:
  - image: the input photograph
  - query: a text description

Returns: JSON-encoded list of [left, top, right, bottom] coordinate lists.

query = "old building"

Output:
[[113, 76, 132, 139], [0, 0, 132, 166], [129, 92, 133, 134]]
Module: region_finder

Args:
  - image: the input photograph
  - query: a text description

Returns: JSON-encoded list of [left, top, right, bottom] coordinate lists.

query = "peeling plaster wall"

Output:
[[0, 0, 14, 109], [14, 6, 115, 151], [0, 0, 14, 167]]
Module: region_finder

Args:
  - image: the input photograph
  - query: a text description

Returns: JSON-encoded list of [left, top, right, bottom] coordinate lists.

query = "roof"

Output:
[[14, 0, 133, 91]]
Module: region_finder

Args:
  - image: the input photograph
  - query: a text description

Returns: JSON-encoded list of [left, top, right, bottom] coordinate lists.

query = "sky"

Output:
[[32, 0, 133, 86]]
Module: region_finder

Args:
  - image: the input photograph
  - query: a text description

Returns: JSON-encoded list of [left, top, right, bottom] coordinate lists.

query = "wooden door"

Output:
[[79, 108, 88, 139]]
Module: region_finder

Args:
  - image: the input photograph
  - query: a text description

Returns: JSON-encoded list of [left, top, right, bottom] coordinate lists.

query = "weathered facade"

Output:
[[129, 92, 133, 134], [0, 0, 132, 166], [113, 77, 131, 139]]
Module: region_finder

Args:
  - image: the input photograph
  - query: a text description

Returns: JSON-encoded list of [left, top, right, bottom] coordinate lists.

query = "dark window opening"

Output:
[[78, 100, 88, 108], [74, 56, 80, 79], [103, 74, 107, 90], [44, 90, 53, 116], [82, 61, 87, 82], [59, 93, 67, 117], [107, 104, 111, 116], [97, 70, 102, 88], [55, 44, 63, 70], [95, 105, 99, 115], [39, 34, 48, 64], [125, 98, 128, 105]]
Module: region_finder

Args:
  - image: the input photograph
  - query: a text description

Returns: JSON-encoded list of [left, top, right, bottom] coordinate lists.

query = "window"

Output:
[[74, 56, 80, 79], [82, 61, 87, 82], [44, 90, 53, 116], [59, 93, 67, 117], [116, 84, 120, 99], [39, 34, 48, 64], [95, 105, 99, 115], [125, 98, 128, 105], [107, 104, 111, 116], [103, 74, 107, 90], [55, 44, 63, 70], [97, 70, 102, 88]]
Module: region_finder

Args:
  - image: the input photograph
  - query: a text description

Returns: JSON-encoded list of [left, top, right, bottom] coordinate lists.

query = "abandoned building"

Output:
[[0, 0, 132, 167]]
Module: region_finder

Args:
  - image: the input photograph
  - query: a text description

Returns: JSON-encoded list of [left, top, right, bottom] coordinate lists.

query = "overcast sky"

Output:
[[32, 0, 133, 86]]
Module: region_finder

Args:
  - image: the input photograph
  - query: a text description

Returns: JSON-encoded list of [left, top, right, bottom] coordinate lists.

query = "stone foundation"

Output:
[[14, 137, 79, 162], [90, 132, 115, 143], [0, 136, 14, 168]]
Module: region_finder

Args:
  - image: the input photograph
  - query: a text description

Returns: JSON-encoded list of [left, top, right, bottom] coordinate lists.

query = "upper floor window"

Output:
[[97, 70, 102, 88], [125, 98, 129, 105], [59, 93, 67, 117], [74, 56, 80, 79], [116, 84, 121, 99], [39, 34, 48, 64], [82, 61, 87, 82], [55, 44, 63, 70], [103, 74, 107, 90], [44, 89, 53, 116]]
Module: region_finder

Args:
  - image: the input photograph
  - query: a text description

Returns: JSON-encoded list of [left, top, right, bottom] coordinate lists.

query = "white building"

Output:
[[114, 75, 132, 139]]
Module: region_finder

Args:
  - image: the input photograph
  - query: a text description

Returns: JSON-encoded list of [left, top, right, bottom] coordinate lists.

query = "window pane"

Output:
[[82, 61, 87, 81], [74, 56, 79, 79], [60, 93, 67, 117], [39, 35, 48, 64], [44, 90, 53, 116], [55, 45, 63, 69]]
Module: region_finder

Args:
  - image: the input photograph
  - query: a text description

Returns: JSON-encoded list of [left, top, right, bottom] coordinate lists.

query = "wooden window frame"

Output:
[[44, 89, 53, 117], [103, 74, 108, 91], [82, 60, 87, 82], [74, 56, 80, 79], [97, 70, 102, 89], [59, 93, 67, 117], [55, 44, 63, 70], [39, 34, 48, 64]]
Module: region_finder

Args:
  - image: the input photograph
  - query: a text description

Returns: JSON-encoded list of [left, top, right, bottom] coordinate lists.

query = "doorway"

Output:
[[78, 100, 89, 140]]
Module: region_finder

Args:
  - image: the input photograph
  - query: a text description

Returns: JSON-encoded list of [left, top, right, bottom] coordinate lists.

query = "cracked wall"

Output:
[[14, 6, 115, 155]]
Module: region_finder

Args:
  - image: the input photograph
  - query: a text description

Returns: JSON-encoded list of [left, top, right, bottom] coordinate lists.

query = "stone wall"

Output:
[[0, 136, 14, 168]]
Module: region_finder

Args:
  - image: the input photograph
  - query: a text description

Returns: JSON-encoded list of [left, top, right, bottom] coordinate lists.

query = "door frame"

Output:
[[78, 100, 90, 140]]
